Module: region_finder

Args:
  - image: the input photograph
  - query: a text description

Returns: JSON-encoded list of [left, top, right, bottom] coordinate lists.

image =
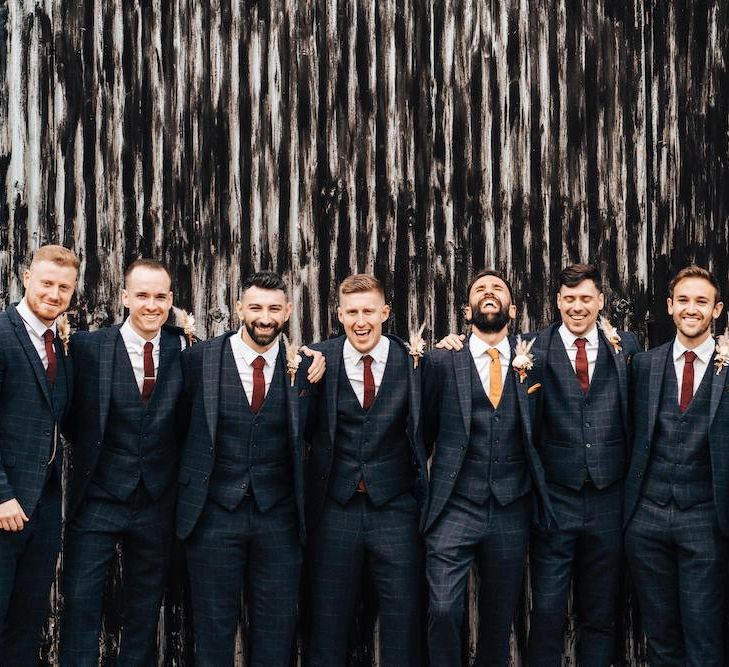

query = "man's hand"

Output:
[[435, 333, 467, 351], [0, 498, 29, 532], [301, 346, 326, 383]]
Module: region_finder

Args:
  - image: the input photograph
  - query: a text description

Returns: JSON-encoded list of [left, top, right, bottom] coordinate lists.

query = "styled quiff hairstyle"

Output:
[[30, 245, 79, 271], [558, 263, 603, 292], [240, 270, 287, 296], [124, 259, 172, 286], [668, 265, 721, 302], [338, 274, 385, 300]]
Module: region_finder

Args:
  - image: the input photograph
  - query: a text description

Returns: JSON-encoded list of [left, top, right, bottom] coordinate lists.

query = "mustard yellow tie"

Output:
[[487, 348, 502, 408]]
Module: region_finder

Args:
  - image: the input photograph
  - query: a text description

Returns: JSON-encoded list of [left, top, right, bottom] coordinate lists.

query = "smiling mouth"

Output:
[[353, 329, 370, 338]]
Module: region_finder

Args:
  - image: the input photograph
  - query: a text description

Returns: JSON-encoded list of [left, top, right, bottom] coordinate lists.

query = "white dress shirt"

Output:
[[229, 329, 280, 404], [343, 336, 390, 407], [558, 323, 599, 381], [16, 298, 57, 370], [672, 334, 715, 399], [120, 319, 162, 393], [468, 334, 511, 395]]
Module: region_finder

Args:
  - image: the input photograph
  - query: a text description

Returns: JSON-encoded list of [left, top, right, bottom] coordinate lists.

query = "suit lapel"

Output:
[[326, 338, 345, 445], [550, 328, 584, 401], [599, 328, 629, 426], [709, 349, 728, 428], [203, 334, 229, 445], [8, 305, 53, 410], [97, 327, 119, 436], [280, 341, 300, 444], [511, 347, 534, 445], [646, 343, 670, 447], [153, 329, 178, 397], [453, 346, 472, 438]]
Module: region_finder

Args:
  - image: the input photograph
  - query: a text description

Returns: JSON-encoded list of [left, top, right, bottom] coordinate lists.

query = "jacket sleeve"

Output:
[[420, 351, 441, 458], [0, 350, 15, 503]]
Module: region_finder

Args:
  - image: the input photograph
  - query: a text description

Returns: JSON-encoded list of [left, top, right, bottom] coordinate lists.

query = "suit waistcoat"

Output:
[[208, 342, 291, 512], [542, 334, 624, 490], [643, 355, 713, 509], [453, 358, 531, 506], [329, 342, 414, 506]]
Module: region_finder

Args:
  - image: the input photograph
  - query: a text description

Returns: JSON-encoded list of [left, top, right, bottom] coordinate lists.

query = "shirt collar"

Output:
[[343, 334, 390, 365], [468, 333, 511, 361], [673, 334, 715, 365], [558, 322, 599, 348], [233, 328, 280, 368], [120, 318, 161, 351], [17, 298, 57, 337]]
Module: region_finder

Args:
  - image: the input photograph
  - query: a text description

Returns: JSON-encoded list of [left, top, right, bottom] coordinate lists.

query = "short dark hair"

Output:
[[466, 269, 514, 302], [669, 265, 721, 302], [240, 271, 287, 296], [558, 263, 603, 293], [124, 259, 172, 286]]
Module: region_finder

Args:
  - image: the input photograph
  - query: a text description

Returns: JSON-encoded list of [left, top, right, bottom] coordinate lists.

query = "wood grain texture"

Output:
[[1, 0, 728, 664]]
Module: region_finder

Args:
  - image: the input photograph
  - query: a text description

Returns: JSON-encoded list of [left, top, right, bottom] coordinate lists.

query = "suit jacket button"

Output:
[[44, 430, 51, 437], [320, 474, 326, 480], [637, 471, 642, 478], [449, 472, 455, 478], [203, 475, 208, 482], [585, 443, 591, 448]]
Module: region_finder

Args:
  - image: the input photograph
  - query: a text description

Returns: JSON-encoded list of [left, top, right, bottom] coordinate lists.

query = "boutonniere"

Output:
[[715, 332, 729, 375], [512, 335, 535, 384], [283, 333, 302, 386], [173, 307, 197, 346], [57, 314, 71, 356], [599, 316, 622, 353], [405, 322, 427, 369]]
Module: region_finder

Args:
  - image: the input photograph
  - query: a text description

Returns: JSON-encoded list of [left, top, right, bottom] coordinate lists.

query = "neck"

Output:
[[129, 321, 160, 342], [471, 326, 508, 347], [240, 328, 278, 354], [677, 329, 712, 350]]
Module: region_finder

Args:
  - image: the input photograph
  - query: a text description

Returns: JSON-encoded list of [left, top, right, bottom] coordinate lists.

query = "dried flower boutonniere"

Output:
[[512, 335, 535, 384], [714, 332, 729, 375], [283, 333, 302, 386], [599, 316, 622, 354], [405, 322, 427, 369], [173, 307, 197, 346], [57, 313, 71, 356]]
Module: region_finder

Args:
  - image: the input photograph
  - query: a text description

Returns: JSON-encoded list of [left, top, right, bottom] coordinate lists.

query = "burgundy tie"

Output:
[[575, 338, 590, 394], [362, 354, 375, 410], [250, 356, 266, 413], [141, 341, 155, 403], [679, 350, 697, 413], [43, 330, 57, 386]]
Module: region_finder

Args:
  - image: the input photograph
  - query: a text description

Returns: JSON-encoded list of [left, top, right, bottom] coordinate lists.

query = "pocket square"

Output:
[[527, 383, 542, 395]]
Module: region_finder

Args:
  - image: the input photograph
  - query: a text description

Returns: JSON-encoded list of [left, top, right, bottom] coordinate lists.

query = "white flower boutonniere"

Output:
[[512, 335, 535, 384], [57, 313, 71, 356], [283, 333, 302, 386], [173, 307, 197, 346], [599, 316, 622, 354], [405, 322, 427, 369], [715, 332, 729, 375]]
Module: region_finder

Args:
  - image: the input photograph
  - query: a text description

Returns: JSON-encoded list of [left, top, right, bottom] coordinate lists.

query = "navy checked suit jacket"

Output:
[[421, 336, 555, 532], [530, 323, 639, 485], [176, 334, 312, 542], [305, 334, 429, 531], [0, 304, 73, 515], [63, 324, 186, 517], [624, 339, 729, 534]]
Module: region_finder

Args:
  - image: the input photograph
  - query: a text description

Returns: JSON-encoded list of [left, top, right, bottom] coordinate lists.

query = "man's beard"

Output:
[[245, 320, 283, 346], [468, 298, 511, 333]]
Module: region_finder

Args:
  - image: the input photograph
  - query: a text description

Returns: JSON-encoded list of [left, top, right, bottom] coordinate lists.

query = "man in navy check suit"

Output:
[[304, 274, 428, 667], [60, 259, 189, 665], [176, 271, 324, 666], [422, 269, 554, 666], [625, 266, 729, 666], [0, 244, 78, 666], [527, 264, 639, 666]]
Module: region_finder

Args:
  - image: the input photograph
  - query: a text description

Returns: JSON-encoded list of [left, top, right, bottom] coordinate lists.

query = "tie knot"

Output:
[[144, 341, 153, 353], [252, 355, 266, 370], [684, 350, 697, 364], [43, 329, 55, 344], [575, 337, 587, 349], [487, 348, 500, 361], [361, 354, 373, 368]]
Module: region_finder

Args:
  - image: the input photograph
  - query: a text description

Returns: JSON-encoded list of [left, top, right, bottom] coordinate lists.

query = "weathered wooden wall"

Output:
[[1, 0, 728, 664]]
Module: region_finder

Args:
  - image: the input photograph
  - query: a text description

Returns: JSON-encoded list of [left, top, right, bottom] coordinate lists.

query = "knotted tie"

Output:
[[43, 329, 57, 386], [141, 341, 155, 403], [362, 354, 375, 410], [250, 355, 266, 413], [679, 350, 697, 413], [575, 337, 590, 394], [487, 348, 502, 408]]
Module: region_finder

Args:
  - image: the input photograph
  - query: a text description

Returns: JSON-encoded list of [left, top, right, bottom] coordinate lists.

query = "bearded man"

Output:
[[421, 269, 553, 665], [176, 271, 324, 666]]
